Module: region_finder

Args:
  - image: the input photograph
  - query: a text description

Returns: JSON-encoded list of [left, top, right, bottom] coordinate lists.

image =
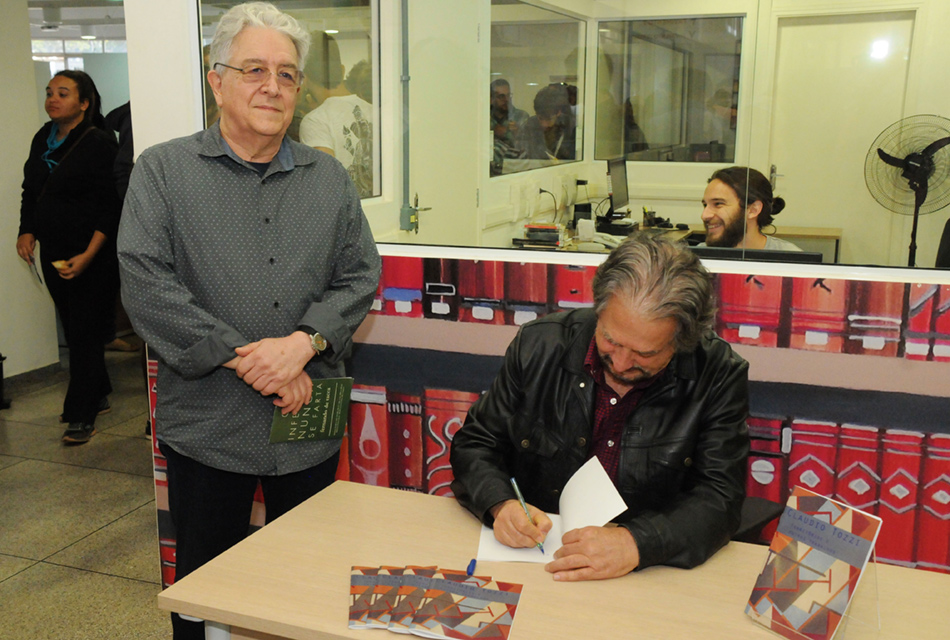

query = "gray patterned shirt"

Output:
[[118, 123, 380, 475]]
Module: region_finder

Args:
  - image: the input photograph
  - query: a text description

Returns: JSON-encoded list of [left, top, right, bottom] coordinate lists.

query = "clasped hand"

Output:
[[491, 499, 641, 581], [226, 332, 315, 415]]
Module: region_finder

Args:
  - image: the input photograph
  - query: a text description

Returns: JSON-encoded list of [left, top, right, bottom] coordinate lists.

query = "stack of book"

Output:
[[512, 223, 562, 249]]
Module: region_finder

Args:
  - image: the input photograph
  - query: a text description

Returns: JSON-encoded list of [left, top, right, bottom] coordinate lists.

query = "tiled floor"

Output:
[[0, 341, 171, 639]]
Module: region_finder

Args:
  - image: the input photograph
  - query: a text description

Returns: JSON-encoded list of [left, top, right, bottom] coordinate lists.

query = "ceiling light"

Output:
[[81, 25, 96, 40], [325, 29, 339, 34]]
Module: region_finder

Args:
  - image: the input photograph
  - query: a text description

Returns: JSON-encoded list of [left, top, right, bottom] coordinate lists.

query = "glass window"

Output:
[[32, 40, 64, 54], [490, 0, 585, 177], [596, 17, 742, 163], [66, 57, 84, 71], [104, 40, 128, 53], [198, 1, 380, 199], [65, 39, 104, 54]]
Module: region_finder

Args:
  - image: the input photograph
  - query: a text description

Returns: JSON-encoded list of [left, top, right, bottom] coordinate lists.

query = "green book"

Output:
[[269, 377, 354, 443]]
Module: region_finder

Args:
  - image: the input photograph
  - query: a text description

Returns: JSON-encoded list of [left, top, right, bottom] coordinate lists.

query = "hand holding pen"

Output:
[[510, 477, 545, 554], [488, 478, 552, 552]]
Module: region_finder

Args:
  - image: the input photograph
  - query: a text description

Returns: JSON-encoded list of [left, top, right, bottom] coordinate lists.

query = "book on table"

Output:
[[746, 486, 883, 640]]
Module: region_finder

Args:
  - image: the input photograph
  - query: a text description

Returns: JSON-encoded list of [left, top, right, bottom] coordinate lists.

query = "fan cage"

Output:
[[864, 114, 950, 216]]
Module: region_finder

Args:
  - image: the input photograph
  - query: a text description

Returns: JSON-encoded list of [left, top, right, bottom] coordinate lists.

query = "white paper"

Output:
[[476, 457, 627, 563]]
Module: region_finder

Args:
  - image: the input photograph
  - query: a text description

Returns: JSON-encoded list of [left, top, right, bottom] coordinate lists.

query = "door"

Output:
[[767, 11, 914, 265], [403, 1, 484, 246]]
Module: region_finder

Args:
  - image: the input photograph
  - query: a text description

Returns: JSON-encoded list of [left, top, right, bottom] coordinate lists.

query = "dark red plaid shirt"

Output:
[[583, 337, 664, 487]]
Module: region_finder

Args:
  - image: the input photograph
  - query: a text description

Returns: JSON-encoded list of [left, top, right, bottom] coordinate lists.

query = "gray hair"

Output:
[[209, 2, 310, 71], [592, 233, 716, 352]]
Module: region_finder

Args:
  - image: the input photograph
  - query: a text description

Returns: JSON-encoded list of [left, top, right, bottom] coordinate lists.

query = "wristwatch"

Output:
[[308, 331, 328, 354]]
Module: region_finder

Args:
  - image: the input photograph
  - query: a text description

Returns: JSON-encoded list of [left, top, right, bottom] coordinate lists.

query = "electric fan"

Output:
[[864, 115, 950, 267]]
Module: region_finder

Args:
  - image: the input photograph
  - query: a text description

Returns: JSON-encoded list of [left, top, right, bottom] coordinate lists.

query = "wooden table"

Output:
[[158, 481, 949, 640]]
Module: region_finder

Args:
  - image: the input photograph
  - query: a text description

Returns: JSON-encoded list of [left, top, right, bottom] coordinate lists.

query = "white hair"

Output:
[[209, 2, 310, 70]]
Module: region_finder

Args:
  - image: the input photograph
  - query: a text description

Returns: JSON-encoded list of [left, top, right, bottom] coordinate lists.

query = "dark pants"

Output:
[[42, 255, 118, 424], [159, 442, 340, 640]]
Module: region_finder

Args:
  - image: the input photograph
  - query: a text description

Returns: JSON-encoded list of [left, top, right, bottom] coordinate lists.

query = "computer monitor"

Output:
[[606, 157, 629, 219], [688, 246, 824, 264]]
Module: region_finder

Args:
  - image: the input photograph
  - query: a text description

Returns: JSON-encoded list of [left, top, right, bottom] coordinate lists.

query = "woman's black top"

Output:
[[18, 120, 121, 261]]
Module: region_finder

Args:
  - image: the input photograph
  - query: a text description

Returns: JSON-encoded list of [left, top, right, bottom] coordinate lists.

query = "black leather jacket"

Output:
[[450, 308, 749, 570]]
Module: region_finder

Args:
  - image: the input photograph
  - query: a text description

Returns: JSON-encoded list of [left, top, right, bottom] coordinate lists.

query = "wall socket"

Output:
[[560, 175, 577, 207]]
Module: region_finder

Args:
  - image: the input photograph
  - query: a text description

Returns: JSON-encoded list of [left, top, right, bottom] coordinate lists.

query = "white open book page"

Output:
[[476, 457, 627, 563]]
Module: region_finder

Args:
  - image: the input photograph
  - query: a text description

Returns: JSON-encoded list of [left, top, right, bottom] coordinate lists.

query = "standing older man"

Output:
[[117, 3, 379, 638], [450, 233, 749, 581]]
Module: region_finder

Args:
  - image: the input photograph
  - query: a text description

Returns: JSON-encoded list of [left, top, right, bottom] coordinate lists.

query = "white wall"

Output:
[[1, 0, 60, 377]]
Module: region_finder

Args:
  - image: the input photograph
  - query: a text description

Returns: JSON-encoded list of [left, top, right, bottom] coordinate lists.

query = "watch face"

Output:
[[311, 333, 327, 352]]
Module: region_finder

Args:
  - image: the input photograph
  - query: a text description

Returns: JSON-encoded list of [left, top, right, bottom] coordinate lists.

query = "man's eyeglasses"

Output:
[[214, 63, 303, 88]]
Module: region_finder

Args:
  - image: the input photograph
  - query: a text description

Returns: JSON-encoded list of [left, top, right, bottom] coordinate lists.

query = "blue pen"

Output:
[[466, 558, 477, 576], [510, 477, 545, 554]]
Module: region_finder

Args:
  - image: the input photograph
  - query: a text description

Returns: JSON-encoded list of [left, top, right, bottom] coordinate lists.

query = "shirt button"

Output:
[[609, 397, 617, 405], [579, 382, 585, 388], [273, 301, 280, 308], [269, 257, 275, 264], [577, 437, 587, 447], [264, 217, 271, 224], [684, 457, 693, 467], [607, 440, 615, 447], [520, 439, 530, 449]]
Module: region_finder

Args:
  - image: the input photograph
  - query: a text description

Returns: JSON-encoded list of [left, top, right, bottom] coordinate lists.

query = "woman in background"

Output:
[[15, 70, 121, 445]]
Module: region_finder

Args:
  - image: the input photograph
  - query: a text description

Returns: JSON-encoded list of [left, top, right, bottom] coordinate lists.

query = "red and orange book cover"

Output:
[[746, 486, 882, 640]]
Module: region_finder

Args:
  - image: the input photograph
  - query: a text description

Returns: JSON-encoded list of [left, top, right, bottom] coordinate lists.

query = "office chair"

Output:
[[937, 218, 950, 269]]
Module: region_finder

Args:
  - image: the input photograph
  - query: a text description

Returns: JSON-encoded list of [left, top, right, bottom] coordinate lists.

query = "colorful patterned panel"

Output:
[[381, 256, 424, 317], [348, 385, 390, 487], [422, 258, 459, 321], [834, 424, 881, 512], [717, 273, 785, 347], [458, 260, 506, 324], [504, 261, 550, 325], [423, 389, 480, 496], [388, 392, 424, 492], [918, 434, 950, 572], [846, 281, 904, 357], [790, 278, 849, 352], [877, 430, 924, 566], [788, 420, 839, 496]]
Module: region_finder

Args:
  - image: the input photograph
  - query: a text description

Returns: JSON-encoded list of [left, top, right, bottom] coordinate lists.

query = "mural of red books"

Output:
[[846, 281, 904, 357], [877, 429, 924, 567], [918, 433, 950, 572], [503, 261, 550, 325], [717, 274, 785, 347], [904, 282, 938, 360], [348, 385, 390, 487], [833, 424, 881, 513], [458, 260, 506, 324], [790, 278, 849, 352], [422, 258, 459, 321], [381, 256, 423, 317], [747, 417, 790, 542], [388, 392, 424, 491], [552, 264, 595, 311], [423, 388, 479, 496], [934, 285, 950, 362], [788, 420, 839, 497]]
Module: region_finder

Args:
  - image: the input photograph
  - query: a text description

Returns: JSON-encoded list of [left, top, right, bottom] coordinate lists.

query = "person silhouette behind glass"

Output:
[[515, 83, 576, 161]]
